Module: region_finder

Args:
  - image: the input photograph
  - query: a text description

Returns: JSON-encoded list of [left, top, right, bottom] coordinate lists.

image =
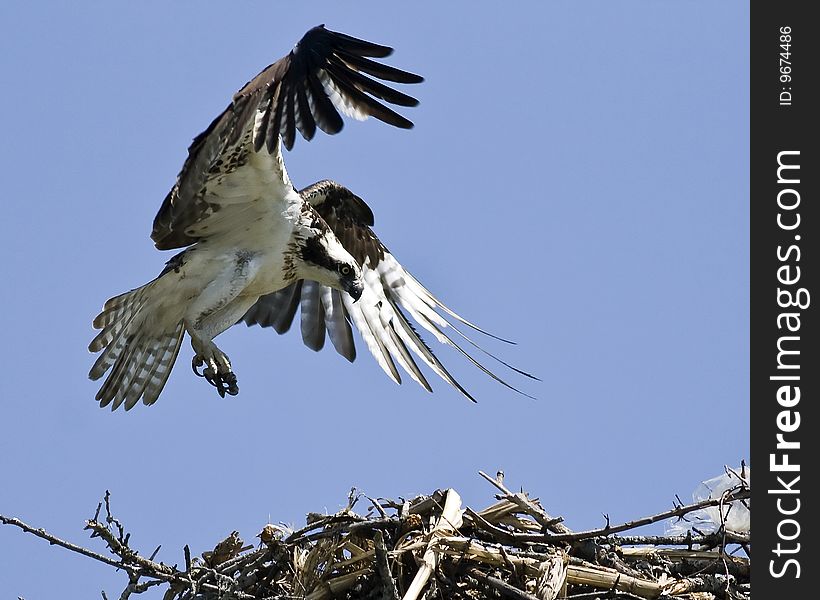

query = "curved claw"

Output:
[[218, 372, 239, 398], [192, 355, 206, 377], [191, 352, 238, 397], [211, 371, 239, 398], [201, 366, 239, 398]]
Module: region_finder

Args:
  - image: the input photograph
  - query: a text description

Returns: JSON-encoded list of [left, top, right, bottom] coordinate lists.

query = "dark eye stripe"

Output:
[[300, 236, 337, 271]]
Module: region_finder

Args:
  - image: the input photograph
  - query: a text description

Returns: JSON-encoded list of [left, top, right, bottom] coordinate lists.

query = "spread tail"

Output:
[[89, 282, 185, 410]]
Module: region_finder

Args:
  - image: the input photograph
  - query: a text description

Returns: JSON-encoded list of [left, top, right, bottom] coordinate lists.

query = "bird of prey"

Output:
[[89, 25, 534, 410]]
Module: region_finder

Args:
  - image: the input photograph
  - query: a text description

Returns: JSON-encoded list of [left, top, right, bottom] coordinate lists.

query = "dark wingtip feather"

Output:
[[245, 25, 423, 152], [267, 84, 286, 152], [306, 71, 344, 135], [283, 82, 296, 152], [327, 29, 395, 59], [295, 82, 317, 141], [461, 386, 478, 403], [334, 49, 424, 84]]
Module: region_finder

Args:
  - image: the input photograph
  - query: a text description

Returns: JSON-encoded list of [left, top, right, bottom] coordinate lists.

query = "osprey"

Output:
[[90, 26, 534, 410]]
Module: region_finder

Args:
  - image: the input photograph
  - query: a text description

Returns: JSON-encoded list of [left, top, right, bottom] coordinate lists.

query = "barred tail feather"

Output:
[[89, 281, 185, 410], [141, 324, 185, 407]]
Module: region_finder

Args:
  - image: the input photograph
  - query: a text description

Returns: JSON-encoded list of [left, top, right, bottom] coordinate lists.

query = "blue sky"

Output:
[[0, 2, 749, 597]]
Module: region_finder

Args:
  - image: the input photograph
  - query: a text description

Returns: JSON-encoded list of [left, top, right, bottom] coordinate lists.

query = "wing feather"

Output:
[[305, 69, 345, 136], [322, 63, 413, 129], [325, 30, 393, 58], [385, 323, 431, 393], [283, 80, 297, 152], [295, 81, 317, 141], [385, 296, 474, 401], [241, 181, 535, 401], [321, 288, 356, 362], [412, 308, 535, 400], [151, 25, 422, 250], [342, 293, 401, 385], [326, 54, 419, 107], [358, 268, 426, 388], [266, 82, 286, 153], [333, 48, 425, 84], [300, 281, 326, 352], [243, 281, 303, 333]]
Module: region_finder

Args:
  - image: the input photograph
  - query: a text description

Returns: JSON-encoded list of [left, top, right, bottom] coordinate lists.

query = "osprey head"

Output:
[[298, 233, 364, 301]]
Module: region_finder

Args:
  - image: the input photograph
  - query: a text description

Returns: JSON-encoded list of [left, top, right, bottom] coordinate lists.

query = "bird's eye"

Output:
[[340, 265, 351, 275]]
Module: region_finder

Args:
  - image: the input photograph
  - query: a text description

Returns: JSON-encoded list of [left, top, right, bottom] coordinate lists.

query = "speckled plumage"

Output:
[[90, 26, 533, 410], [90, 26, 422, 409]]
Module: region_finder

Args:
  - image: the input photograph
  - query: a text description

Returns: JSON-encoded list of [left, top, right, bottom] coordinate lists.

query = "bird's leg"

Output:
[[190, 334, 239, 398], [183, 252, 261, 398]]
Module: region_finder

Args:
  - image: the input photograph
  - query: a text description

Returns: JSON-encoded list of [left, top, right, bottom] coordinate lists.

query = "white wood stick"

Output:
[[402, 489, 463, 600]]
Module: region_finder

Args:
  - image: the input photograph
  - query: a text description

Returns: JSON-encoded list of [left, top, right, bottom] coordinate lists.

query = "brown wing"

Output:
[[151, 25, 423, 251], [243, 25, 423, 153]]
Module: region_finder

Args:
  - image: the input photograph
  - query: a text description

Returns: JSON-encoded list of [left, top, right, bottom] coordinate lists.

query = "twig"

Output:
[[104, 491, 129, 546], [148, 545, 162, 562], [117, 577, 165, 600], [1, 514, 133, 572], [464, 507, 520, 544], [216, 545, 268, 575], [601, 531, 750, 546], [515, 489, 750, 544], [566, 592, 647, 600], [478, 471, 572, 535], [367, 496, 389, 519], [293, 517, 397, 543], [85, 518, 176, 576], [596, 550, 646, 581], [468, 568, 541, 600], [373, 531, 399, 600]]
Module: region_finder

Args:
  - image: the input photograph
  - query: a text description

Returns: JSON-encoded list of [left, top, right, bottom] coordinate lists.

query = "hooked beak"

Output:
[[344, 278, 364, 303]]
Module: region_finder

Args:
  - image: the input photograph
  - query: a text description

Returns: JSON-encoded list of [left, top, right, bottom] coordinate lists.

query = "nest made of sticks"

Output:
[[1, 469, 750, 600]]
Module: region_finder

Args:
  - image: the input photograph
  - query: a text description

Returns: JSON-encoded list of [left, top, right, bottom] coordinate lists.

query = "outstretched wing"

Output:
[[242, 181, 537, 401], [151, 25, 423, 251]]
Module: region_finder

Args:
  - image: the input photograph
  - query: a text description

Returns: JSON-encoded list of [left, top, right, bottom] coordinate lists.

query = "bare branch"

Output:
[[1, 513, 132, 572], [513, 488, 750, 544], [2, 470, 751, 600]]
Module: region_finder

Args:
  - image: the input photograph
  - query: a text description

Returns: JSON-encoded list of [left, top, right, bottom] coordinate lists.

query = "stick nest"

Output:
[[1, 469, 750, 600]]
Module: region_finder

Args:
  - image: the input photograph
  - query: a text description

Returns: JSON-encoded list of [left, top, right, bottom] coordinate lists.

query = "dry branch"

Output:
[[1, 471, 750, 600]]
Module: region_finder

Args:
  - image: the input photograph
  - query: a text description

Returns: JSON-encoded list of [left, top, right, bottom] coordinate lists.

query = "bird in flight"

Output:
[[89, 25, 535, 410]]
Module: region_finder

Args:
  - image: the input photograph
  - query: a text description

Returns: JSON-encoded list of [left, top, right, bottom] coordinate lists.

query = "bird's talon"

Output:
[[198, 366, 239, 398], [192, 356, 206, 377], [224, 372, 239, 396]]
